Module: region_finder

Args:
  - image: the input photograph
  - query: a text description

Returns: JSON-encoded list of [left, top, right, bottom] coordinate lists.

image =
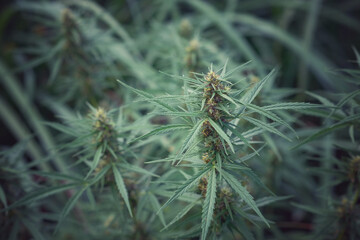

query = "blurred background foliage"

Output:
[[0, 0, 359, 239]]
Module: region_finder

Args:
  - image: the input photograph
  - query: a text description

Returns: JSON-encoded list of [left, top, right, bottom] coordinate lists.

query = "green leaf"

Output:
[[292, 122, 349, 149], [158, 166, 210, 213], [223, 163, 251, 171], [241, 103, 296, 136], [89, 165, 111, 185], [242, 116, 292, 142], [130, 124, 191, 143], [0, 185, 7, 209], [112, 164, 133, 217], [27, 171, 82, 182], [326, 89, 360, 120], [242, 196, 292, 211], [106, 145, 118, 161], [55, 186, 88, 233], [235, 145, 266, 163], [44, 122, 78, 136], [224, 123, 258, 155], [135, 94, 198, 102], [337, 89, 360, 108], [117, 79, 176, 112], [3, 183, 79, 211], [233, 216, 256, 240], [159, 71, 204, 85], [220, 169, 269, 227], [155, 111, 202, 118], [224, 197, 233, 221], [161, 201, 197, 231], [145, 152, 200, 164], [154, 190, 201, 204], [21, 218, 46, 240], [336, 113, 360, 125], [223, 163, 275, 195], [237, 68, 276, 115], [242, 123, 279, 139], [120, 163, 159, 177], [233, 206, 261, 228], [48, 57, 62, 85], [148, 192, 166, 227], [220, 59, 229, 77], [292, 203, 327, 215], [86, 146, 103, 179], [216, 152, 222, 179], [263, 102, 322, 111], [262, 132, 282, 162], [201, 168, 217, 240], [242, 166, 275, 196], [305, 91, 336, 107], [218, 91, 239, 107], [208, 118, 234, 153], [179, 120, 204, 155]]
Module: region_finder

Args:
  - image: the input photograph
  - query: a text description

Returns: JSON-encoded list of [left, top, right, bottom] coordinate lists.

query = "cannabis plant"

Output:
[[119, 62, 321, 239], [1, 105, 165, 239], [290, 54, 360, 240]]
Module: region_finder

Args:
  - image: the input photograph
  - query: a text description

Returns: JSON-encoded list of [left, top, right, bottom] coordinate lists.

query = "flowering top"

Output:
[[202, 71, 230, 121]]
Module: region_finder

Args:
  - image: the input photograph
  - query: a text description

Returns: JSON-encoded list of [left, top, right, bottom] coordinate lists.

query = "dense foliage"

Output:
[[0, 0, 359, 239]]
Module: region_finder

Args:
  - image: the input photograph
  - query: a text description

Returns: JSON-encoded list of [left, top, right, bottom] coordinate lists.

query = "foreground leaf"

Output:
[[55, 186, 88, 233], [158, 166, 210, 213], [112, 164, 133, 217], [220, 169, 269, 227], [201, 168, 217, 240], [130, 124, 191, 143], [242, 116, 292, 142]]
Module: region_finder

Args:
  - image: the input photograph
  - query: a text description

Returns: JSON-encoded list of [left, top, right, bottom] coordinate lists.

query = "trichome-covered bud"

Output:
[[91, 107, 117, 148], [198, 177, 208, 198], [202, 120, 214, 137], [205, 71, 219, 82], [202, 152, 213, 164]]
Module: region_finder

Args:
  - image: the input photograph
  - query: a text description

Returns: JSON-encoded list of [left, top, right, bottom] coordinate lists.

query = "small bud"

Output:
[[198, 177, 208, 197], [185, 39, 199, 53], [179, 19, 193, 38]]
